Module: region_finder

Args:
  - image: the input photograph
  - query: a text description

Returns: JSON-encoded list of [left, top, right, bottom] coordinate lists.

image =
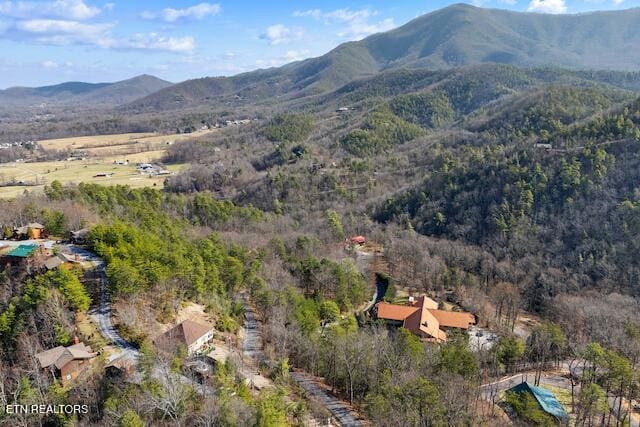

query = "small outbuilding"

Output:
[[14, 223, 46, 239], [44, 255, 64, 270]]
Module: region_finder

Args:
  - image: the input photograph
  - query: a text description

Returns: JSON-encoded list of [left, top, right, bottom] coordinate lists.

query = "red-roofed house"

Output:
[[373, 296, 475, 342], [350, 236, 366, 245]]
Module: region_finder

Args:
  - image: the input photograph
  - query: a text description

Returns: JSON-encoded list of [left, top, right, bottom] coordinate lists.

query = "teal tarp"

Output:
[[508, 382, 569, 421], [7, 244, 39, 258]]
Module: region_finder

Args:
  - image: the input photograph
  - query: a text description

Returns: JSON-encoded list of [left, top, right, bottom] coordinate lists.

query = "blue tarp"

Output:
[[508, 382, 569, 421]]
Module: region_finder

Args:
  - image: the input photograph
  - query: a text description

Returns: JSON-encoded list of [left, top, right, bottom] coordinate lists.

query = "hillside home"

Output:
[[154, 320, 214, 355], [2, 243, 50, 273], [350, 235, 366, 246], [373, 296, 475, 342], [13, 222, 46, 239], [35, 341, 97, 385]]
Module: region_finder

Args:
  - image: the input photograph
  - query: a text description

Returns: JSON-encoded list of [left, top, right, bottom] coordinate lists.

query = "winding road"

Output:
[[68, 245, 364, 424], [64, 245, 140, 364]]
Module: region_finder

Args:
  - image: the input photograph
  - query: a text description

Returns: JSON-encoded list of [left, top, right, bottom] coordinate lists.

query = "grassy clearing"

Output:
[[0, 160, 186, 199], [38, 128, 216, 150], [0, 129, 218, 199]]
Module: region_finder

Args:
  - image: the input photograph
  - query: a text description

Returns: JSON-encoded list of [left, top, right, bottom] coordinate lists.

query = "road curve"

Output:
[[64, 245, 139, 363]]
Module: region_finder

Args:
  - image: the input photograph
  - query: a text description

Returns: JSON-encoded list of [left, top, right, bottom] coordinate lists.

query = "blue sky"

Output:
[[0, 0, 638, 88]]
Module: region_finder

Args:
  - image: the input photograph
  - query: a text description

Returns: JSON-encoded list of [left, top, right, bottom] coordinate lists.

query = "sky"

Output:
[[0, 0, 638, 88]]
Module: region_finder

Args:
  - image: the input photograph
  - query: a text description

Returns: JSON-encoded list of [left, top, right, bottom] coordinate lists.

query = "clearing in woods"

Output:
[[38, 128, 215, 152], [0, 129, 218, 199]]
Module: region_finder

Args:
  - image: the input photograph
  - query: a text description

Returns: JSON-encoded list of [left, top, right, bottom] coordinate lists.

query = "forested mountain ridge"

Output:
[[125, 4, 640, 113]]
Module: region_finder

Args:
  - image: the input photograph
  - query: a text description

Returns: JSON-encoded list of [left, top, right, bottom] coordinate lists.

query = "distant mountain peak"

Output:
[[125, 5, 640, 113], [0, 74, 173, 108]]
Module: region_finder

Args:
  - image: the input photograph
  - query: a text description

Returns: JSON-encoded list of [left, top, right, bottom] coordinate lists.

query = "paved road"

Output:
[[237, 302, 274, 390], [240, 299, 359, 425], [241, 303, 261, 360], [479, 372, 571, 400], [291, 371, 363, 427], [63, 245, 140, 364]]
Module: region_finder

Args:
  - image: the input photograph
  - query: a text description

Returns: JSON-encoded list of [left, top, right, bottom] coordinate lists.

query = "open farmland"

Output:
[[38, 128, 216, 157], [0, 129, 219, 198], [0, 159, 185, 198]]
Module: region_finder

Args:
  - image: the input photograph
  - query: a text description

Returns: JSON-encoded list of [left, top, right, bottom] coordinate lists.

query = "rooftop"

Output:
[[7, 244, 39, 258], [375, 295, 474, 342], [35, 342, 96, 369], [429, 309, 476, 329], [155, 319, 213, 349]]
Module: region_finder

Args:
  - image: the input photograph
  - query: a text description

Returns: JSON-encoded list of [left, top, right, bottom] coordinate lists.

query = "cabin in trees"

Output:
[[373, 296, 475, 343], [1, 243, 51, 274], [35, 341, 97, 385], [154, 320, 214, 355], [70, 228, 90, 244], [13, 222, 46, 239]]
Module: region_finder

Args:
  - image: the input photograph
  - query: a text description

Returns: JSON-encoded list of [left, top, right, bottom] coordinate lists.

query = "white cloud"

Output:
[[7, 18, 195, 53], [141, 2, 221, 23], [0, 0, 102, 20], [119, 33, 196, 53], [259, 24, 304, 45], [41, 60, 58, 68], [337, 17, 395, 40], [293, 7, 396, 40], [284, 49, 310, 62], [527, 0, 567, 13], [15, 19, 113, 45], [292, 9, 321, 19], [612, 0, 625, 4]]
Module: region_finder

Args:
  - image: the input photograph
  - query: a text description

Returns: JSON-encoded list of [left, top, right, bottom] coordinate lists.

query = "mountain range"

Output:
[[124, 4, 640, 112], [3, 4, 640, 113], [0, 75, 172, 109]]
